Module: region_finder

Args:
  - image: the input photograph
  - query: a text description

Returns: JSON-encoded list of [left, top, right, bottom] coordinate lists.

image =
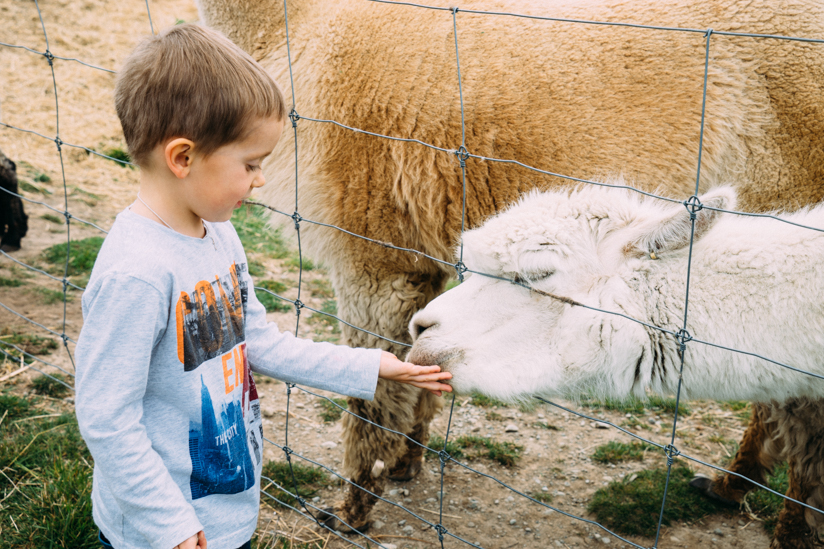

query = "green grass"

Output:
[[0, 392, 36, 420], [588, 466, 727, 537], [307, 279, 334, 299], [469, 392, 508, 408], [33, 286, 72, 305], [0, 332, 59, 365], [260, 460, 332, 508], [306, 300, 340, 331], [529, 491, 553, 504], [533, 421, 562, 431], [101, 147, 133, 168], [445, 279, 460, 291], [427, 435, 523, 467], [318, 397, 347, 422], [19, 180, 52, 195], [31, 373, 72, 399], [41, 213, 64, 225], [742, 462, 789, 536], [42, 236, 105, 276], [255, 280, 291, 313], [592, 441, 657, 464], [0, 401, 96, 549], [285, 254, 315, 271], [231, 206, 290, 260], [485, 411, 504, 421], [248, 261, 267, 277], [0, 275, 23, 287], [581, 395, 690, 417]]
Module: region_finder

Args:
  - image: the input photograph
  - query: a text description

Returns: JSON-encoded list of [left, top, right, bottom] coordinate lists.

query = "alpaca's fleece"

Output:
[[409, 184, 824, 403], [198, 0, 824, 535]]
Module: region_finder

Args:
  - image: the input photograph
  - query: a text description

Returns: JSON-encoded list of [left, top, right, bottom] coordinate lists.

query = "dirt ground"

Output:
[[0, 1, 774, 548]]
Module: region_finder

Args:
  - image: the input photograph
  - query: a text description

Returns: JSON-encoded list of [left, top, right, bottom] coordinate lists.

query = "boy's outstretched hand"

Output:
[[379, 352, 453, 396]]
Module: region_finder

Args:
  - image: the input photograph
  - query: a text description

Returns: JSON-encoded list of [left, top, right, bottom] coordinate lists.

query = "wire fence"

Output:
[[1, 1, 823, 548]]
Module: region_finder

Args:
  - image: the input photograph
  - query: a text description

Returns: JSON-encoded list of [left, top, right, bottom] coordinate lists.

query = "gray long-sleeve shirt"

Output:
[[75, 209, 381, 549]]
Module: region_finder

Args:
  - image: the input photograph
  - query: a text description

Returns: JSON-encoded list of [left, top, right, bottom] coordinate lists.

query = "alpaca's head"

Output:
[[408, 183, 735, 403]]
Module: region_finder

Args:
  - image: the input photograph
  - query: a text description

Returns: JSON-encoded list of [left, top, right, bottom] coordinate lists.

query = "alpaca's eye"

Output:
[[514, 270, 554, 285]]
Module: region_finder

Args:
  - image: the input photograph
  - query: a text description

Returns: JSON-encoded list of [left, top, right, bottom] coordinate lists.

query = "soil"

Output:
[[0, 1, 774, 548]]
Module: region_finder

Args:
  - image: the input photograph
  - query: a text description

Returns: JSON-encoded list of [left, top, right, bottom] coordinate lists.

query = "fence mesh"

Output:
[[1, 1, 823, 548]]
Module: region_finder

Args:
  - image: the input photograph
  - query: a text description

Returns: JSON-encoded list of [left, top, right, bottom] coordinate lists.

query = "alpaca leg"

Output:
[[389, 390, 444, 481], [770, 458, 818, 549], [692, 403, 779, 504], [324, 266, 447, 529]]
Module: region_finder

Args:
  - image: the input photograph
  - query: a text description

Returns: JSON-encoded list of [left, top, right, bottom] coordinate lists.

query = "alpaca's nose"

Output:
[[411, 316, 438, 341]]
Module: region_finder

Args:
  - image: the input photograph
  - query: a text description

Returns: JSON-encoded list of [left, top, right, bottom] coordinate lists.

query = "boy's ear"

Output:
[[164, 138, 195, 179]]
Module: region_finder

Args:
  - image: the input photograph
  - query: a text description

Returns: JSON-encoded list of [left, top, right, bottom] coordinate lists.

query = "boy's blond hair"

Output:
[[115, 24, 286, 167]]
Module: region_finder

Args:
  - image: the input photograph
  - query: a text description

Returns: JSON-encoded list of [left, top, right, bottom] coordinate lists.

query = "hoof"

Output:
[[0, 243, 20, 253], [689, 474, 739, 507], [315, 507, 370, 535], [388, 457, 423, 482]]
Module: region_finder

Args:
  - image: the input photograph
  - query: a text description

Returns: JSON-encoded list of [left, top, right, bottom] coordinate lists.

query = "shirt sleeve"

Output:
[[243, 274, 382, 401], [75, 274, 202, 549]]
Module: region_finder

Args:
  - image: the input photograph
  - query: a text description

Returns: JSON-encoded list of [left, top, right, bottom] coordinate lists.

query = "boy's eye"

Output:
[[246, 164, 261, 172]]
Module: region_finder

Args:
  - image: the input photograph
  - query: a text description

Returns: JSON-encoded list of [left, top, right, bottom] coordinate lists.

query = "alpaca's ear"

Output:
[[629, 186, 736, 256]]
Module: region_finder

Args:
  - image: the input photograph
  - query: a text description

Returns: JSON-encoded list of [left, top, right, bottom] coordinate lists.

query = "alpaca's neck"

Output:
[[634, 210, 824, 402]]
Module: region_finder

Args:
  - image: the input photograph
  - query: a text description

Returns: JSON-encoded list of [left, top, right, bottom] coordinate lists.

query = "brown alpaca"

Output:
[[197, 0, 824, 544]]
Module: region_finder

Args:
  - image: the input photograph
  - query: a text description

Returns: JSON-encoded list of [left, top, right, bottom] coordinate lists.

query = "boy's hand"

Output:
[[379, 352, 453, 396], [174, 530, 206, 549]]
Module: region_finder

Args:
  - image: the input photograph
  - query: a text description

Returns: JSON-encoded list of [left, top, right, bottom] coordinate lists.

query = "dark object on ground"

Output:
[[0, 148, 28, 252]]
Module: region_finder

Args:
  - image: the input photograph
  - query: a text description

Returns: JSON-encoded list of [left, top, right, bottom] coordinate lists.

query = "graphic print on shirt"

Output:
[[178, 263, 264, 500], [176, 261, 249, 372]]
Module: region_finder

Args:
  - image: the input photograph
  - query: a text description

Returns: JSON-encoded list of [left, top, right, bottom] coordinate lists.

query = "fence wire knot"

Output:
[[44, 49, 54, 66], [282, 446, 294, 461], [293, 299, 304, 319], [676, 328, 692, 354], [291, 211, 302, 230], [63, 210, 72, 223], [454, 145, 469, 168], [54, 136, 63, 151], [454, 261, 467, 282], [434, 524, 448, 541], [683, 195, 703, 220], [288, 108, 300, 128], [664, 444, 681, 466], [438, 449, 451, 464]]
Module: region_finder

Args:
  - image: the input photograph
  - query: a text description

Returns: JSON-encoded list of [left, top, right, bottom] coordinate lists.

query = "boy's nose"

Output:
[[252, 173, 266, 188]]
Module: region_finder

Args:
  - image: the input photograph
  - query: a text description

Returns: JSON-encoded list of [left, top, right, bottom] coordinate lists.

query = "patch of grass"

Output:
[[426, 435, 523, 467], [588, 466, 727, 537], [307, 299, 340, 331], [33, 286, 72, 305], [248, 260, 267, 277], [252, 534, 323, 549], [19, 180, 52, 195], [42, 236, 105, 276], [318, 397, 347, 422], [445, 279, 460, 291], [533, 421, 562, 431], [231, 206, 290, 260], [41, 213, 64, 225], [722, 400, 752, 425], [592, 441, 657, 464], [31, 373, 72, 398], [470, 392, 508, 408], [742, 462, 789, 536], [0, 404, 96, 549], [0, 275, 23, 287], [529, 491, 553, 504], [426, 435, 465, 461], [260, 460, 332, 508], [99, 147, 133, 168], [255, 280, 291, 313], [307, 279, 334, 299], [69, 186, 101, 207], [486, 411, 504, 421], [285, 253, 315, 271], [581, 395, 689, 416], [0, 392, 36, 420], [0, 330, 59, 355]]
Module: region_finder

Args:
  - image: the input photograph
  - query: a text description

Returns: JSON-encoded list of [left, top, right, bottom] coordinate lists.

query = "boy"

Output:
[[74, 24, 452, 549]]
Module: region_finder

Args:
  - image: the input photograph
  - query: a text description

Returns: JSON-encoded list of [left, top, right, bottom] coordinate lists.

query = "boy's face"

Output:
[[183, 116, 284, 223]]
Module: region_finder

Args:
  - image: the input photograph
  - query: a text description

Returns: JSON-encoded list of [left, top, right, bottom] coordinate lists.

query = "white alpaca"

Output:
[[409, 185, 824, 404]]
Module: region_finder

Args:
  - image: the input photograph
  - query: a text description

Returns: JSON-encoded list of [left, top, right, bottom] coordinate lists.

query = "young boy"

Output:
[[74, 24, 452, 549]]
